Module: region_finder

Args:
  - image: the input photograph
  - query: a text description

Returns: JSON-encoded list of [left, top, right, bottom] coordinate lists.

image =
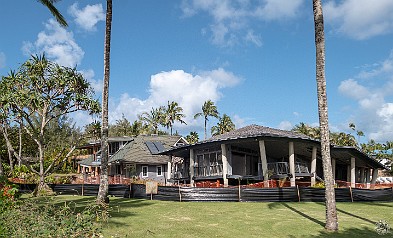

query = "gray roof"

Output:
[[109, 135, 186, 164], [206, 124, 315, 142], [78, 155, 101, 167]]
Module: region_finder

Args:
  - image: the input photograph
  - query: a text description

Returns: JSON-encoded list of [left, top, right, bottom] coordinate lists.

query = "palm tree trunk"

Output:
[[204, 118, 207, 140], [97, 0, 112, 204], [313, 0, 338, 231]]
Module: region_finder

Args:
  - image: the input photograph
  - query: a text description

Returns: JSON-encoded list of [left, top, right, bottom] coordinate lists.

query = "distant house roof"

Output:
[[77, 136, 134, 149], [109, 135, 187, 164]]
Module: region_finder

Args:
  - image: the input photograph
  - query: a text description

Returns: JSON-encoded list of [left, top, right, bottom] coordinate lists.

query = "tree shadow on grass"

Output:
[[314, 202, 375, 225]]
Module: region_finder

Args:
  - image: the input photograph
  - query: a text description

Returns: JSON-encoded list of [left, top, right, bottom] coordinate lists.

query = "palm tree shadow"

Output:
[[282, 203, 325, 227], [315, 203, 375, 225]]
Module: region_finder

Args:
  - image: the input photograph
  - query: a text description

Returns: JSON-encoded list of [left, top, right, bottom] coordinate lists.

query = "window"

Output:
[[142, 166, 148, 177], [157, 166, 163, 176]]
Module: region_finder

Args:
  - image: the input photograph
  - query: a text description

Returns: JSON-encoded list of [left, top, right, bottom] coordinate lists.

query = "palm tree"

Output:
[[165, 101, 186, 135], [313, 0, 338, 231], [292, 122, 320, 139], [185, 131, 199, 144], [211, 114, 235, 136], [38, 0, 68, 27], [139, 107, 166, 135], [194, 100, 219, 140], [97, 0, 112, 204]]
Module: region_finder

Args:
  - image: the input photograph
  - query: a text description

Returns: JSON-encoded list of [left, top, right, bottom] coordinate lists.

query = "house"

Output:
[[108, 135, 188, 184], [161, 125, 386, 188], [74, 136, 134, 176]]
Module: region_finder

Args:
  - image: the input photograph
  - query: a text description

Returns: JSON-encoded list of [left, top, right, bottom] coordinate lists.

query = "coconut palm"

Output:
[[139, 106, 166, 135], [313, 0, 338, 231], [38, 0, 68, 27], [211, 114, 235, 136], [165, 101, 186, 135], [97, 0, 112, 204], [194, 100, 219, 140], [185, 131, 199, 144]]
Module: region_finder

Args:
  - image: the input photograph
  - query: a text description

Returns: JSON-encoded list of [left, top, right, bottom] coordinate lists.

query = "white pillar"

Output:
[[167, 159, 172, 185], [190, 149, 195, 187], [366, 168, 371, 189], [311, 146, 317, 186], [289, 142, 296, 187], [371, 168, 379, 189], [221, 144, 228, 187], [259, 140, 268, 187], [332, 158, 336, 183], [351, 157, 356, 188]]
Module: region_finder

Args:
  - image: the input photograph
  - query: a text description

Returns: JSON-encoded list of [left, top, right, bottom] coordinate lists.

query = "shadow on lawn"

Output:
[[312, 227, 387, 238], [314, 202, 375, 225]]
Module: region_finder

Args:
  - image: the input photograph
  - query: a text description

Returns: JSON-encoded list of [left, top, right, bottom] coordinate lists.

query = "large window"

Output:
[[194, 149, 222, 177], [142, 166, 148, 177], [157, 166, 163, 176]]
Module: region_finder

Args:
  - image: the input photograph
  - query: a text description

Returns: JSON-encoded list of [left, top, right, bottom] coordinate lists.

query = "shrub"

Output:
[[0, 197, 107, 237], [0, 176, 19, 213]]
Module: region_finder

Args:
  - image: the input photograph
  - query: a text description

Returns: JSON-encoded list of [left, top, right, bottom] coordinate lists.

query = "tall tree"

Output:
[[97, 0, 113, 204], [139, 107, 166, 135], [194, 100, 219, 140], [0, 55, 100, 193], [185, 131, 199, 144], [211, 114, 235, 136], [110, 114, 132, 137], [165, 101, 186, 135], [37, 0, 68, 27], [313, 0, 338, 231]]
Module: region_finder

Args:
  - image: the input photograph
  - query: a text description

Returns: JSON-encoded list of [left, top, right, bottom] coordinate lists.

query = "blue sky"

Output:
[[1, 0, 393, 142]]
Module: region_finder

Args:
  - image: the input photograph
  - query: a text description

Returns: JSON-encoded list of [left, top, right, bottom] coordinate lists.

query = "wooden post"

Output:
[[82, 179, 84, 196], [259, 140, 269, 187], [297, 185, 301, 202], [371, 168, 379, 189], [349, 186, 353, 202], [366, 168, 371, 189], [311, 146, 317, 186], [178, 185, 182, 202], [289, 142, 296, 187]]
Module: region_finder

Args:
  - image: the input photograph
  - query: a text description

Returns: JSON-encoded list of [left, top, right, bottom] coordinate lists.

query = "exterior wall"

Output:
[[136, 164, 167, 184]]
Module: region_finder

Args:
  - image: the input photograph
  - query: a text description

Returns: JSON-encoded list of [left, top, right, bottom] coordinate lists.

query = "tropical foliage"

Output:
[[211, 114, 235, 136], [185, 131, 199, 144], [194, 100, 219, 140]]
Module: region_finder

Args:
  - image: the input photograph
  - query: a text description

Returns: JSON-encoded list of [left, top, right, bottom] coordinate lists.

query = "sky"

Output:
[[1, 0, 393, 143]]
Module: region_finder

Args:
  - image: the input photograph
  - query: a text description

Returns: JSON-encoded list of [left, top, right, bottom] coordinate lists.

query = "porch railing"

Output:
[[267, 162, 310, 176], [194, 164, 223, 177]]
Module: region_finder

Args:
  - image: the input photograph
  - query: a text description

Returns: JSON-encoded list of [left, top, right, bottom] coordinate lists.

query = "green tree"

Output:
[[37, 0, 68, 27], [194, 100, 219, 140], [211, 114, 235, 136], [110, 114, 132, 137], [313, 0, 338, 231], [97, 0, 113, 204], [139, 106, 166, 135], [165, 101, 186, 135], [84, 120, 101, 141], [0, 54, 100, 194], [185, 131, 199, 144]]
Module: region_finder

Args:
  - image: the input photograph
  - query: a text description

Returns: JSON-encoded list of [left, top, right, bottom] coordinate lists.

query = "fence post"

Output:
[[349, 187, 353, 202], [296, 185, 300, 202], [129, 183, 132, 198], [179, 185, 182, 202], [82, 180, 84, 196], [238, 184, 241, 202]]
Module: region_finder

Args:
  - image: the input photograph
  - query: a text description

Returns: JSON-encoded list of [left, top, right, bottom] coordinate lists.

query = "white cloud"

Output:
[[181, 0, 304, 47], [108, 68, 242, 133], [278, 120, 292, 130], [22, 19, 84, 67], [0, 52, 5, 68], [68, 3, 105, 32], [325, 0, 393, 40], [80, 69, 103, 94], [338, 51, 393, 142]]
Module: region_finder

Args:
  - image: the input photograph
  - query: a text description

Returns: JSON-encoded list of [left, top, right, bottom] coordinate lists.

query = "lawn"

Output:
[[40, 196, 393, 238]]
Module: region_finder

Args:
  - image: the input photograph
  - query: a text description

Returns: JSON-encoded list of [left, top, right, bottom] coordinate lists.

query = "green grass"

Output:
[[35, 195, 393, 238]]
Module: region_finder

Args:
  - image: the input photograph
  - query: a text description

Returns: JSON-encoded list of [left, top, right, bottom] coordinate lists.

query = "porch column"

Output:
[[221, 144, 228, 187], [310, 146, 317, 186], [351, 157, 356, 188], [77, 164, 80, 173], [167, 156, 172, 185], [258, 140, 268, 187], [289, 142, 296, 187], [331, 158, 336, 182], [347, 165, 351, 184], [190, 149, 195, 187], [360, 167, 365, 184], [366, 168, 371, 189], [371, 168, 379, 189]]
